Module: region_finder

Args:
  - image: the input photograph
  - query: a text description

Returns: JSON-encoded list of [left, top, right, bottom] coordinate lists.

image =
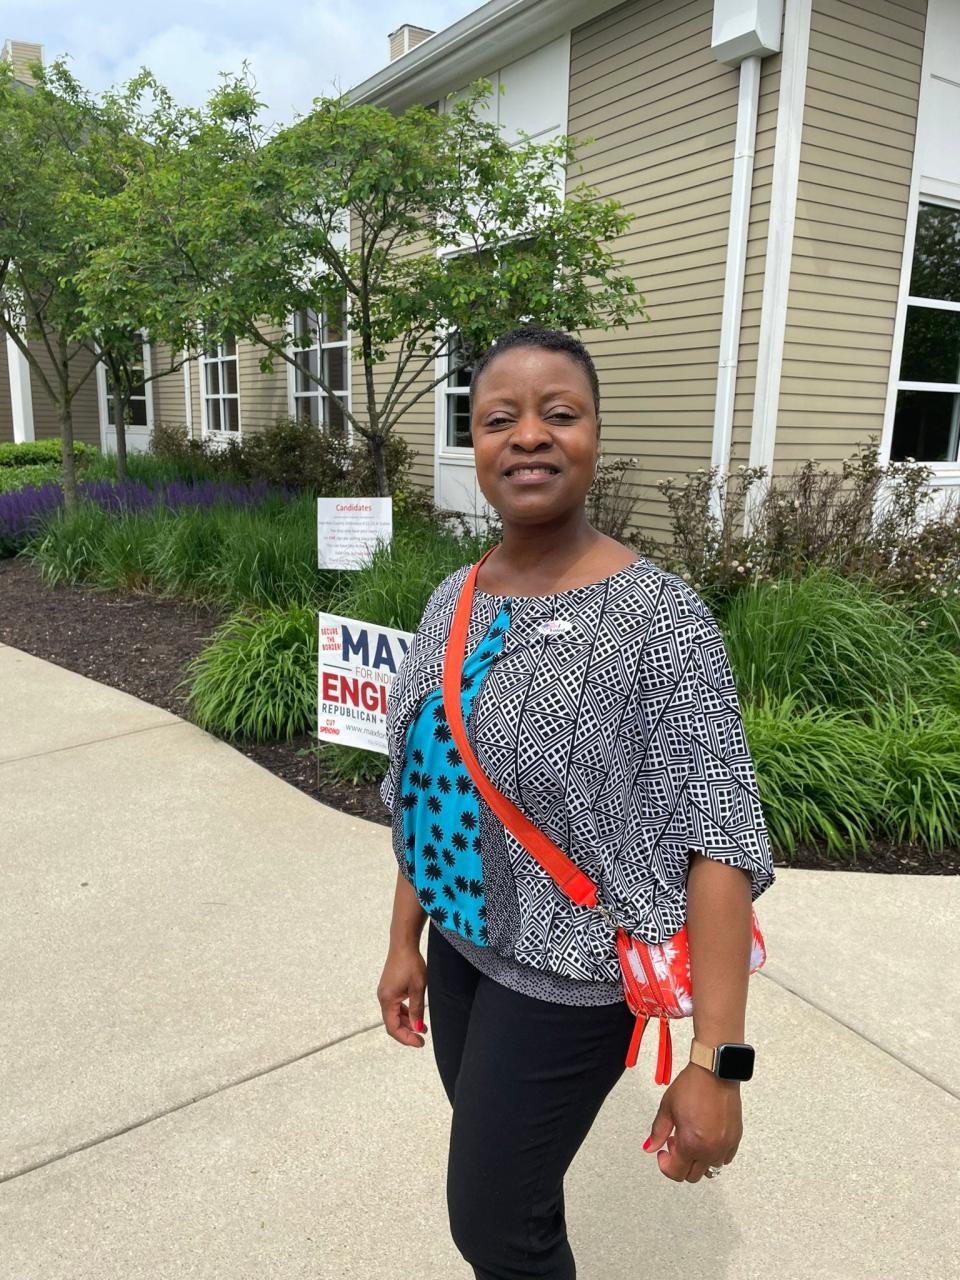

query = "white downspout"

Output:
[[7, 333, 35, 444], [709, 53, 762, 516], [183, 354, 193, 440]]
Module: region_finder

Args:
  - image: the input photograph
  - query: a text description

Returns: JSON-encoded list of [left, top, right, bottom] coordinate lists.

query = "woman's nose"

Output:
[[508, 413, 552, 448]]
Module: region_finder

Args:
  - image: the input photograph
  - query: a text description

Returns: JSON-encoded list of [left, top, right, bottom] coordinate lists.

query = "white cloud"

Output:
[[7, 0, 478, 123]]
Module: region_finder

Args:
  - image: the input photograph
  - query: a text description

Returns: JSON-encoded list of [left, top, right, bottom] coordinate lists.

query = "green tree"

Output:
[[82, 75, 646, 495], [68, 75, 217, 483], [0, 58, 124, 510]]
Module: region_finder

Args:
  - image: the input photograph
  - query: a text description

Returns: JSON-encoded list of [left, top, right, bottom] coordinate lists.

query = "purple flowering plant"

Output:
[[0, 477, 293, 556]]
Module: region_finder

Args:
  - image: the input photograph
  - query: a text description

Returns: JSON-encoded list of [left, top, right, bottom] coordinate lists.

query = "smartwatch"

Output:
[[689, 1038, 755, 1081]]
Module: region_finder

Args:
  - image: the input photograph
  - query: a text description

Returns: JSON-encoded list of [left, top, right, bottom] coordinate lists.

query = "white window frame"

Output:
[[95, 331, 154, 452], [880, 0, 960, 488], [882, 195, 960, 475], [434, 327, 473, 458], [199, 336, 241, 441], [286, 299, 352, 443]]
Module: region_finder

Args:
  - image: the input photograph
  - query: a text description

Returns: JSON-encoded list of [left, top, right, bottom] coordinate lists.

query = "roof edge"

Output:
[[347, 0, 624, 110]]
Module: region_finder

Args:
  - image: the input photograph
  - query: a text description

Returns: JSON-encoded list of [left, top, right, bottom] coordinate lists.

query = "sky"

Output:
[[1, 0, 479, 125]]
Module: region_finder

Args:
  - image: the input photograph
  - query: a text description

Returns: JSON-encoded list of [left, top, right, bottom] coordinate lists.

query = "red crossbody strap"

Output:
[[441, 548, 599, 911]]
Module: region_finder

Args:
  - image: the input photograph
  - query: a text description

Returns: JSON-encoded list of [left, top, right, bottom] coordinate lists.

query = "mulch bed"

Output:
[[2, 552, 957, 874], [0, 554, 388, 822]]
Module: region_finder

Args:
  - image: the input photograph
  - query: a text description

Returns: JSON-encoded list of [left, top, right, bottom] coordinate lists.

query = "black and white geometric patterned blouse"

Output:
[[380, 556, 776, 1003]]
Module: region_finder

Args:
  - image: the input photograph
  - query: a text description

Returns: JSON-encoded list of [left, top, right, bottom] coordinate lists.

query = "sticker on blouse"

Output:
[[537, 618, 575, 637]]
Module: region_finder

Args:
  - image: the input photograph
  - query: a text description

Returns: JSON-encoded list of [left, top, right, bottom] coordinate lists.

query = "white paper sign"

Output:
[[317, 497, 393, 570], [317, 613, 413, 754]]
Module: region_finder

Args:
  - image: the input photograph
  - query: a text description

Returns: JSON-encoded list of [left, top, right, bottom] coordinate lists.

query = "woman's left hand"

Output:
[[642, 1063, 742, 1183]]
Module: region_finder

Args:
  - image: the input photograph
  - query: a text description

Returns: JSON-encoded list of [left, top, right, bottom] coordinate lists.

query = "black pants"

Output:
[[426, 921, 636, 1280]]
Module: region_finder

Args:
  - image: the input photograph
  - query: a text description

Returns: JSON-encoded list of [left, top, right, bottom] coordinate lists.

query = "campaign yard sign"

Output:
[[317, 497, 393, 570], [317, 613, 414, 753]]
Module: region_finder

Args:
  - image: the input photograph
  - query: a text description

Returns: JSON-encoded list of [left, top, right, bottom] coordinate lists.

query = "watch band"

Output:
[[689, 1038, 755, 1081], [689, 1038, 718, 1073]]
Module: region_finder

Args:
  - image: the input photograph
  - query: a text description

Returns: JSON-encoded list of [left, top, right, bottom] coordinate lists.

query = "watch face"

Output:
[[716, 1043, 755, 1081]]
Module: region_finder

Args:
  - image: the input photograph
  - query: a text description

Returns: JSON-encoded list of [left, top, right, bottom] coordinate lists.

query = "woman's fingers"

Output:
[[377, 947, 428, 1049], [656, 1132, 693, 1183], [382, 997, 424, 1048], [408, 989, 428, 1038], [656, 1129, 736, 1184], [642, 1099, 674, 1154]]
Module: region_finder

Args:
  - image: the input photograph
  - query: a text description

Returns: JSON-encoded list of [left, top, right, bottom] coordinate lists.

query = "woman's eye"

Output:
[[548, 412, 575, 423], [486, 417, 512, 428]]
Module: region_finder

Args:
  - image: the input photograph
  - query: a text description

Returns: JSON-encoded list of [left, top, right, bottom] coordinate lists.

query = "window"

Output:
[[444, 331, 473, 448], [891, 202, 960, 463], [105, 334, 148, 426], [292, 299, 349, 434], [201, 337, 240, 435]]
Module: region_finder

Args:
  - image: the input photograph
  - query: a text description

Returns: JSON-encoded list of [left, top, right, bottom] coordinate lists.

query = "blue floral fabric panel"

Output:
[[400, 602, 512, 944]]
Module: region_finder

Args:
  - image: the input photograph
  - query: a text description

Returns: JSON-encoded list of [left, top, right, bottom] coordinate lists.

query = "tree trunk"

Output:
[[370, 433, 389, 498], [113, 389, 129, 485], [59, 400, 78, 514]]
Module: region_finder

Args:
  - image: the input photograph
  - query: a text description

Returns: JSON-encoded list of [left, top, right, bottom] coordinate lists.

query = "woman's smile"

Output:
[[502, 463, 562, 484]]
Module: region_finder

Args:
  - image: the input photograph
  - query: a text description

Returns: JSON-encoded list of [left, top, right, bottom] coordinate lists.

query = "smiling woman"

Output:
[[376, 325, 776, 1280], [468, 328, 635, 591]]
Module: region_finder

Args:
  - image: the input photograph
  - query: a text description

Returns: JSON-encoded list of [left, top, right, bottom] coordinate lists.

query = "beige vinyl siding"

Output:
[[186, 357, 203, 440], [368, 228, 437, 495], [568, 0, 739, 538], [27, 341, 100, 448], [772, 0, 925, 469], [235, 326, 289, 435], [0, 341, 13, 444], [151, 342, 192, 431]]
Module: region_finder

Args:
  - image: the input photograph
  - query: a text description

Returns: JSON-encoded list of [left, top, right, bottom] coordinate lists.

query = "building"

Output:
[[3, 3, 959, 538]]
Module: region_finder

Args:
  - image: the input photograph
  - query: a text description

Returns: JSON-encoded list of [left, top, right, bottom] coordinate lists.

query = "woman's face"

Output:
[[470, 346, 600, 525]]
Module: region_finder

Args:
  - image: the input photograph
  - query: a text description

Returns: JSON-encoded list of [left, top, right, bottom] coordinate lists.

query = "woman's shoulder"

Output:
[[617, 554, 719, 635], [416, 564, 472, 627]]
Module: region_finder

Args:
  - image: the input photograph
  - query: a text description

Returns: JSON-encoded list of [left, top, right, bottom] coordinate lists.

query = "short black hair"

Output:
[[468, 325, 601, 417]]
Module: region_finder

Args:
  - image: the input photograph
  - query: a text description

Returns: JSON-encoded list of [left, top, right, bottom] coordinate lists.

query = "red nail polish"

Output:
[[642, 1138, 651, 1151], [416, 1019, 426, 1033]]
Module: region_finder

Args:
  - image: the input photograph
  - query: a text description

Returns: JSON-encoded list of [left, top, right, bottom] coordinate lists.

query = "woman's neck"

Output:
[[491, 513, 603, 582]]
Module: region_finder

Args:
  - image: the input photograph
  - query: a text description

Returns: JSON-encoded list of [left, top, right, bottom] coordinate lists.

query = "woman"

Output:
[[377, 325, 775, 1279]]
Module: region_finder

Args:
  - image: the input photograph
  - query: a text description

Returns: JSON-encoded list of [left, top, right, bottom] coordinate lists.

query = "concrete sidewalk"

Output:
[[1, 641, 957, 1279]]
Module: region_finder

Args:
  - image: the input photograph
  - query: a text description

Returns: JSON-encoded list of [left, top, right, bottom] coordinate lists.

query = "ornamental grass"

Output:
[[740, 695, 886, 854], [20, 483, 318, 604], [179, 603, 318, 742]]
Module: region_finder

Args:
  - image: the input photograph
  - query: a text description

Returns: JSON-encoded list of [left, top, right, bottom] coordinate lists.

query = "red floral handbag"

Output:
[[442, 547, 768, 1086]]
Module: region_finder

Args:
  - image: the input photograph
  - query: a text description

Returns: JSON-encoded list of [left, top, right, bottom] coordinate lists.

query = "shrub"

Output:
[[147, 421, 227, 479], [0, 463, 63, 493], [652, 442, 960, 607], [210, 417, 353, 493], [180, 603, 318, 741], [587, 456, 643, 541], [0, 440, 96, 468], [149, 417, 441, 515]]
